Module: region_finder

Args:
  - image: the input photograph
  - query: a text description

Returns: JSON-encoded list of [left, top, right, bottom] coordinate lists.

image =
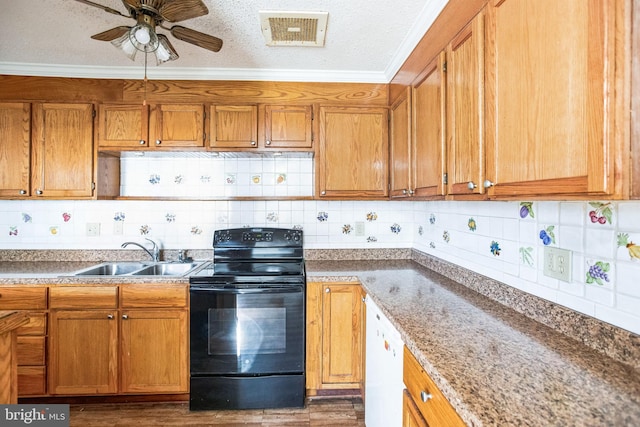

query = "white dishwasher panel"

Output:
[[364, 295, 404, 427]]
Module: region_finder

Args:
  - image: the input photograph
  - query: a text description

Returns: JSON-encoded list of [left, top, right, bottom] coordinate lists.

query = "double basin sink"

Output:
[[72, 261, 205, 277]]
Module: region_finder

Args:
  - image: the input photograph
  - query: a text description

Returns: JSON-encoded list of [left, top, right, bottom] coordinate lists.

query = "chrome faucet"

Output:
[[121, 238, 160, 262]]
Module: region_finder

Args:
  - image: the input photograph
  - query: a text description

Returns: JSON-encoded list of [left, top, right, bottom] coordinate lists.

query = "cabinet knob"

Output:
[[35, 189, 43, 195], [251, 141, 257, 146], [408, 189, 415, 195], [325, 288, 330, 293], [139, 140, 146, 145], [321, 191, 326, 195], [483, 179, 495, 188], [122, 314, 128, 319], [107, 314, 114, 319], [402, 189, 407, 195], [265, 140, 271, 146], [155, 140, 162, 145], [19, 190, 27, 195], [467, 181, 477, 190], [420, 391, 433, 402]]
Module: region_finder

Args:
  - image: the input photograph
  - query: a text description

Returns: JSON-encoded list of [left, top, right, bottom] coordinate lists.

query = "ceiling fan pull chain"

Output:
[[143, 51, 148, 106]]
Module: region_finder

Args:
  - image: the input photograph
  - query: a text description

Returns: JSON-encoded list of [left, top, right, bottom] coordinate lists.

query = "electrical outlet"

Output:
[[355, 221, 365, 236], [543, 247, 572, 282], [113, 222, 123, 235], [86, 222, 101, 237]]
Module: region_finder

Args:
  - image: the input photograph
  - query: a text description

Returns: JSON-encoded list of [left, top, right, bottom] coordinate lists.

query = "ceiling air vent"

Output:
[[259, 11, 328, 47]]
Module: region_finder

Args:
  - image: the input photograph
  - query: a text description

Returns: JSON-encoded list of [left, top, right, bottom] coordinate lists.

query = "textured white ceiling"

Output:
[[0, 0, 448, 82]]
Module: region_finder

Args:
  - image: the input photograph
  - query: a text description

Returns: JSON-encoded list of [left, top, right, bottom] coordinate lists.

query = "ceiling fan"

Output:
[[74, 0, 223, 65]]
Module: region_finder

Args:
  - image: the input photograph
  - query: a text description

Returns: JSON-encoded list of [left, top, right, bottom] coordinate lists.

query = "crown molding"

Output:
[[0, 61, 388, 83]]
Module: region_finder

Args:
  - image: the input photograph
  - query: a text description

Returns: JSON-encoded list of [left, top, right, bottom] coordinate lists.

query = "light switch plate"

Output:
[[355, 222, 365, 236], [86, 223, 101, 237], [543, 247, 572, 282]]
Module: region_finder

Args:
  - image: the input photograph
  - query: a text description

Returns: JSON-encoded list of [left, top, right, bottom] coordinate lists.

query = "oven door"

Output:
[[190, 284, 304, 376]]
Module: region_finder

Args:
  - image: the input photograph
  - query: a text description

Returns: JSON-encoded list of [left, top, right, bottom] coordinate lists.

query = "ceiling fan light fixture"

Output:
[[154, 35, 179, 65], [111, 31, 139, 61], [129, 22, 159, 53]]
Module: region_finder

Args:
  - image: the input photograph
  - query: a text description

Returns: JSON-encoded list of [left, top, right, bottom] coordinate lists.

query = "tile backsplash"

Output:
[[0, 198, 638, 335]]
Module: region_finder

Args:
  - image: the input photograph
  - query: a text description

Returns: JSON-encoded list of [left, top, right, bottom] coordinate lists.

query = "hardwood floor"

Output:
[[69, 397, 365, 426]]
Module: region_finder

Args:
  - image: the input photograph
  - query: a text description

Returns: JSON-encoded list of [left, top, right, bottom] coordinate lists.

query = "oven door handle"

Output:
[[190, 286, 302, 294]]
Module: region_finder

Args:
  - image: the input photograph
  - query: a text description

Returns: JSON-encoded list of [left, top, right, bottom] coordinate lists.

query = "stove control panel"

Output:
[[242, 231, 273, 242], [213, 228, 303, 247]]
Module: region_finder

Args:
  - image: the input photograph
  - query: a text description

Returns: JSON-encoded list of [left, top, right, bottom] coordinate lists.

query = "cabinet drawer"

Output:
[[17, 336, 46, 365], [17, 312, 46, 336], [120, 284, 187, 308], [403, 347, 465, 427], [0, 287, 47, 309], [18, 366, 46, 396], [49, 286, 117, 309]]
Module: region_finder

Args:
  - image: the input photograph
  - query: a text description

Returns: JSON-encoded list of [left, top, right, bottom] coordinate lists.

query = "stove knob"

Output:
[[293, 233, 300, 241]]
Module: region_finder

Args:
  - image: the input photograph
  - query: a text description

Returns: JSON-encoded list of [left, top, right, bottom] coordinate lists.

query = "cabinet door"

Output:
[[98, 104, 149, 148], [264, 105, 313, 149], [31, 103, 95, 198], [413, 52, 447, 198], [49, 310, 118, 395], [321, 283, 363, 385], [209, 105, 258, 148], [403, 390, 428, 427], [318, 106, 389, 198], [0, 102, 31, 197], [446, 13, 485, 196], [485, 0, 617, 197], [149, 104, 205, 148], [120, 310, 188, 393], [390, 90, 412, 198]]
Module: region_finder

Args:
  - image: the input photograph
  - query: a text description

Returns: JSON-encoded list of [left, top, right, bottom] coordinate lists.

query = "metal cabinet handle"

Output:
[[107, 314, 114, 319], [35, 190, 43, 195], [19, 190, 27, 195], [408, 189, 415, 195], [467, 181, 477, 190], [321, 191, 326, 195], [139, 140, 146, 145], [325, 288, 330, 293], [122, 314, 128, 319], [266, 140, 271, 146], [420, 391, 433, 402], [155, 140, 161, 145], [402, 189, 407, 195], [483, 179, 495, 188], [251, 141, 257, 146]]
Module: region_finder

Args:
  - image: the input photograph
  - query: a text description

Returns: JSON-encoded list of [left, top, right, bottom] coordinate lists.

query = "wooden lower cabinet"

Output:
[[306, 281, 364, 395], [48, 284, 188, 396], [0, 286, 48, 396], [120, 309, 187, 393], [403, 346, 465, 427]]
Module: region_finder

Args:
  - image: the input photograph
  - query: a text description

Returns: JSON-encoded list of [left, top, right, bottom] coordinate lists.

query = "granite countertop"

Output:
[[306, 260, 640, 427], [1, 256, 638, 425]]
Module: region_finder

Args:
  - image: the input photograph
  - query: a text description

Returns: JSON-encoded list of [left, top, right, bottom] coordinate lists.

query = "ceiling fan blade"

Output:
[[170, 26, 223, 52], [160, 0, 209, 22], [91, 26, 131, 42], [74, 0, 128, 17]]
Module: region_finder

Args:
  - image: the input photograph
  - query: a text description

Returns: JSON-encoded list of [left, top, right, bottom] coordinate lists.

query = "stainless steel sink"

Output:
[[71, 261, 203, 277], [130, 262, 201, 276], [73, 262, 150, 276]]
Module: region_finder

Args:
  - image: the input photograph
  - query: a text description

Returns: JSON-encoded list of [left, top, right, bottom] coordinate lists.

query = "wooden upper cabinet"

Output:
[[318, 106, 389, 198], [412, 52, 447, 198], [209, 105, 258, 149], [446, 12, 485, 197], [31, 103, 95, 198], [390, 90, 412, 198], [98, 104, 149, 148], [264, 104, 313, 149], [0, 102, 31, 197], [484, 0, 621, 198], [149, 104, 205, 148], [99, 103, 205, 149]]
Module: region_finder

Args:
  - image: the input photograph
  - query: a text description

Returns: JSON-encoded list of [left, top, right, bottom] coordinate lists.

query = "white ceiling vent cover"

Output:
[[259, 11, 328, 47]]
